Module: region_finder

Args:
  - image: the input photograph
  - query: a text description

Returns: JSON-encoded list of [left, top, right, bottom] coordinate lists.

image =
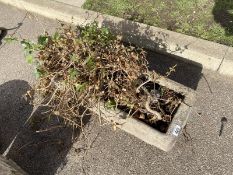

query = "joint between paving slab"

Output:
[[217, 46, 230, 72]]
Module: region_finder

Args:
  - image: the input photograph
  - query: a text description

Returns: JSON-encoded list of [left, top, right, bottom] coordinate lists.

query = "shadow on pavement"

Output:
[[147, 52, 203, 90], [0, 80, 33, 153], [101, 18, 202, 90], [0, 80, 90, 175], [0, 23, 23, 45], [213, 0, 233, 36], [102, 18, 170, 53], [0, 29, 7, 45]]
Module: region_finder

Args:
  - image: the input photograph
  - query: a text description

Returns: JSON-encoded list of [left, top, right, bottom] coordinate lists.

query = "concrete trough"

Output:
[[91, 77, 195, 152]]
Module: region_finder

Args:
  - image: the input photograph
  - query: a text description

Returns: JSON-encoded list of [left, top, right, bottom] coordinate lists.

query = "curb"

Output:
[[54, 0, 85, 8], [0, 0, 232, 76]]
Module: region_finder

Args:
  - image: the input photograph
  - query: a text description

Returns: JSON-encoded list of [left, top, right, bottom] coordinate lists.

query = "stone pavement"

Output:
[[0, 3, 233, 175]]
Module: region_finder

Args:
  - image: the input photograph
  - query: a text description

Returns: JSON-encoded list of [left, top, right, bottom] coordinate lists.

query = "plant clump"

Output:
[[21, 22, 182, 131]]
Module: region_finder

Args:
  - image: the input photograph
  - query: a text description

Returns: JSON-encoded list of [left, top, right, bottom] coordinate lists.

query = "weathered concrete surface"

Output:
[[218, 48, 233, 75], [0, 3, 233, 175], [0, 0, 233, 76], [55, 0, 86, 7], [0, 155, 27, 175]]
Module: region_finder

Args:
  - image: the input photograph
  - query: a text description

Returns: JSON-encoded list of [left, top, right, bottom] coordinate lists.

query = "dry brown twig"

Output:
[[21, 22, 183, 134]]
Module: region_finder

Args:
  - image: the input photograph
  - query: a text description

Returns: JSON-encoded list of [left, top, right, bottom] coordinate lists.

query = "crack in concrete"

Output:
[[217, 46, 230, 72]]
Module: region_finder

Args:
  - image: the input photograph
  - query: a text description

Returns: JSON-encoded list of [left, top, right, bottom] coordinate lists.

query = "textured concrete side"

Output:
[[55, 0, 86, 7], [0, 156, 27, 175], [0, 0, 232, 76]]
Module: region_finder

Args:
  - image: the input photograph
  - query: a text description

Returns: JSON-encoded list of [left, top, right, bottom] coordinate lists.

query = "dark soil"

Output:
[[117, 81, 184, 133]]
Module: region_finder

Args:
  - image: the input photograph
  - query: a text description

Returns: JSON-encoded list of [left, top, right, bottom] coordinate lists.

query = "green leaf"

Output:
[[102, 27, 109, 35], [21, 39, 38, 53], [69, 54, 78, 62], [75, 38, 81, 44], [26, 54, 34, 64], [4, 36, 18, 43], [84, 56, 95, 70], [105, 99, 116, 109], [68, 68, 78, 79], [74, 83, 86, 92], [87, 58, 95, 69], [34, 68, 43, 79], [53, 32, 60, 41], [38, 35, 48, 46], [21, 39, 31, 48]]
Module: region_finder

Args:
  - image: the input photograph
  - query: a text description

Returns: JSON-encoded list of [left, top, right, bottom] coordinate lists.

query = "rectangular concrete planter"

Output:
[[91, 77, 195, 152]]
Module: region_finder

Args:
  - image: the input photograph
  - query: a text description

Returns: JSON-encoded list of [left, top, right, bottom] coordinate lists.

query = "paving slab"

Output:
[[0, 3, 233, 175]]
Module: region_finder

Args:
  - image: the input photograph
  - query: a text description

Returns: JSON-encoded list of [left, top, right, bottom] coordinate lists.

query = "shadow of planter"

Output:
[[101, 18, 203, 90], [0, 80, 91, 175], [146, 51, 203, 90], [0, 80, 33, 153]]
